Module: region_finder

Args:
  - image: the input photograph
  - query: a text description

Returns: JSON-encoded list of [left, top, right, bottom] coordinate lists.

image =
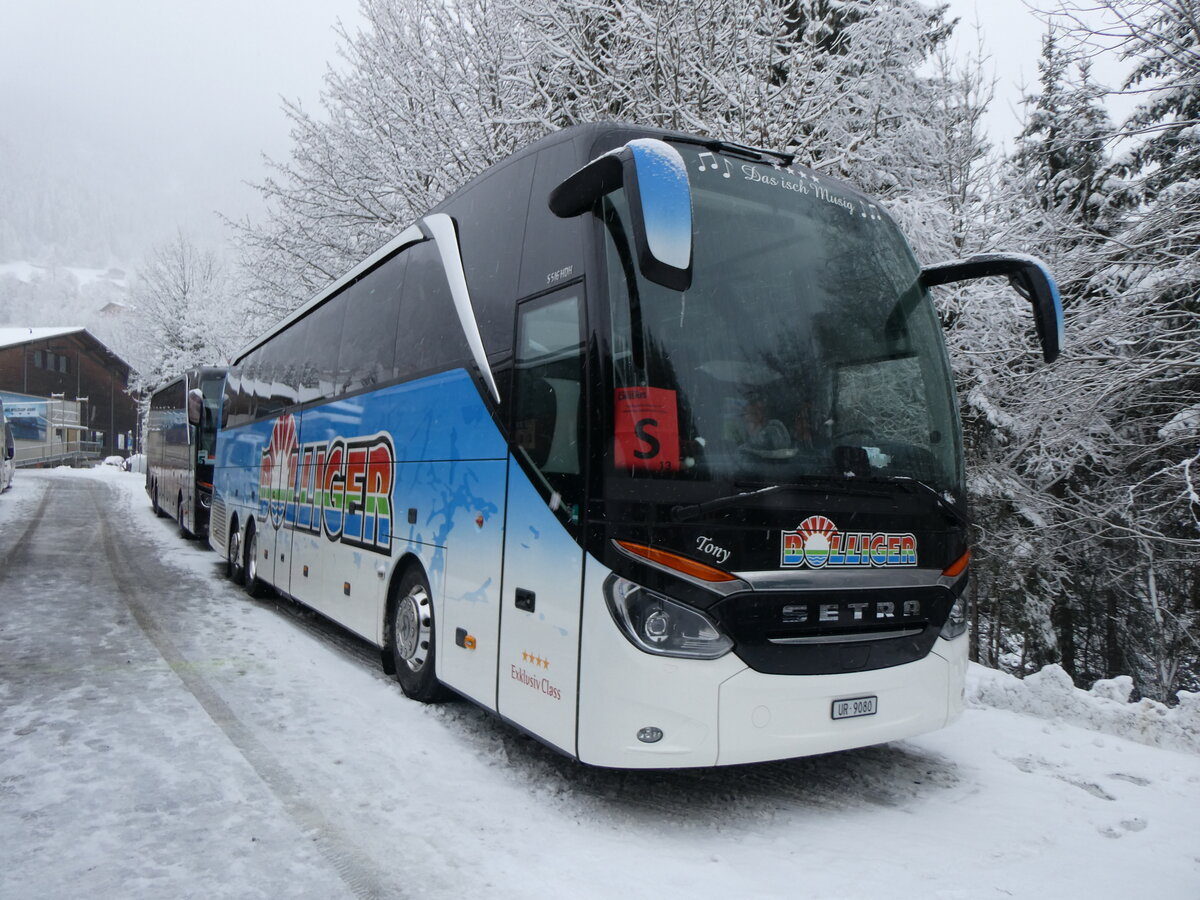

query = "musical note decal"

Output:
[[696, 151, 732, 178]]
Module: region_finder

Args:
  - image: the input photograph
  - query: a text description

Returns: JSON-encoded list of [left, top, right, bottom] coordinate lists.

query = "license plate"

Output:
[[832, 695, 878, 720]]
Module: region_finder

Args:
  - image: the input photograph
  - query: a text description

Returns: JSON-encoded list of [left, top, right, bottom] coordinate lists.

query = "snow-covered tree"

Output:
[[1100, 0, 1200, 699], [232, 0, 962, 317], [127, 232, 246, 390], [1037, 0, 1200, 699]]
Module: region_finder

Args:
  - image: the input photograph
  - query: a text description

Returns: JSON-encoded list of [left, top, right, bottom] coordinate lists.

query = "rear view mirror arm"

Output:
[[920, 253, 1064, 364]]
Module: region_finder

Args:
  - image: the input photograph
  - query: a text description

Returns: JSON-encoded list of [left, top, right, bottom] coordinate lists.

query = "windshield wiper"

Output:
[[863, 475, 968, 526], [669, 478, 878, 523], [669, 475, 966, 525]]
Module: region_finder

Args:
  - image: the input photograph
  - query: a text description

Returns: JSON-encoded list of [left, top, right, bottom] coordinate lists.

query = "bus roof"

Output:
[[231, 122, 843, 365]]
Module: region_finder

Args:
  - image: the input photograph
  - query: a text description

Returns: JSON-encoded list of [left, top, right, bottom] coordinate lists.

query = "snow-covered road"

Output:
[[1, 467, 1197, 899]]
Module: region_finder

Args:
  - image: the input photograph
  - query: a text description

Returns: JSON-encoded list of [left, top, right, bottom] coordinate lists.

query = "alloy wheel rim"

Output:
[[395, 586, 430, 672]]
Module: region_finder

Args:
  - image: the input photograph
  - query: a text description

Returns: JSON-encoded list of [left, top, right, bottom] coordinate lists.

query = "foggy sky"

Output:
[[0, 0, 361, 252], [0, 0, 1128, 267]]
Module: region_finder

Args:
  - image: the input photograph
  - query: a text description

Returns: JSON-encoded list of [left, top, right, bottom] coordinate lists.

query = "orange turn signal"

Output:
[[616, 541, 737, 582], [942, 550, 971, 578]]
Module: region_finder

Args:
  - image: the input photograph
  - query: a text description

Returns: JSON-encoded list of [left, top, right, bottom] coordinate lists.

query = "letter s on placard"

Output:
[[633, 418, 660, 460]]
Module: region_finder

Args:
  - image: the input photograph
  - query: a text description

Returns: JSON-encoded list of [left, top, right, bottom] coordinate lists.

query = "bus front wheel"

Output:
[[390, 570, 445, 703]]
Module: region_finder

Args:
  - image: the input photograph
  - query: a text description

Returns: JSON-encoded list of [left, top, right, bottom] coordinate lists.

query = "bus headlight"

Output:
[[605, 576, 733, 659], [940, 587, 968, 640]]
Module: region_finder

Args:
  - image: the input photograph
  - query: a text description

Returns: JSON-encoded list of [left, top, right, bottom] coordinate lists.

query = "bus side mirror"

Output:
[[187, 388, 204, 426], [550, 138, 693, 291], [920, 253, 1063, 363]]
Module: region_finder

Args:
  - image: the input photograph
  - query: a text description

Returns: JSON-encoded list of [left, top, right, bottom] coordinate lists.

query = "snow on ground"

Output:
[[1, 466, 1198, 899]]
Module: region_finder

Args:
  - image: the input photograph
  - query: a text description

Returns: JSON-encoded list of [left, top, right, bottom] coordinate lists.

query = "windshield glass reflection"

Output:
[[603, 146, 963, 496]]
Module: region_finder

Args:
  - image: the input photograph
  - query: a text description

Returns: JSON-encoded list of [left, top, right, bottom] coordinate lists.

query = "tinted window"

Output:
[[151, 378, 185, 410], [512, 290, 585, 522], [240, 349, 266, 422], [294, 298, 347, 400], [396, 240, 470, 377], [257, 327, 300, 417], [338, 257, 403, 394], [449, 156, 535, 354], [223, 369, 249, 428]]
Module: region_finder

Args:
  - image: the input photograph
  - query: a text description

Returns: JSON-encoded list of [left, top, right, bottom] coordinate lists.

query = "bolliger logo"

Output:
[[260, 414, 395, 554], [781, 515, 916, 569]]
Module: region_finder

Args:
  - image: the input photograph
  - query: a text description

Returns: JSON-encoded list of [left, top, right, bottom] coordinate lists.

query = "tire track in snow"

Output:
[[89, 480, 401, 900], [0, 475, 52, 567]]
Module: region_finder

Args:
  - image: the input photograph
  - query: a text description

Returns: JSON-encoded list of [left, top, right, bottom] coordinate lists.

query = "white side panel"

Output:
[[496, 457, 581, 756], [288, 530, 325, 609], [434, 458, 506, 711], [321, 536, 389, 643], [937, 632, 969, 723]]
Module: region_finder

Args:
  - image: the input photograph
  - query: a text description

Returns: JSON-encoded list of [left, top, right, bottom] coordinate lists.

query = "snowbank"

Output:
[[969, 662, 1200, 755]]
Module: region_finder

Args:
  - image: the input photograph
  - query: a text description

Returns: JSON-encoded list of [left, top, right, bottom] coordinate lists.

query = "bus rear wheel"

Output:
[[227, 525, 242, 582], [177, 496, 192, 540], [243, 525, 269, 598], [390, 570, 445, 703]]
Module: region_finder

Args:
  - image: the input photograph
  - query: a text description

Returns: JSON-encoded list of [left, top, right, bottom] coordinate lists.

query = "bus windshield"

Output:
[[602, 145, 963, 498], [197, 374, 224, 465]]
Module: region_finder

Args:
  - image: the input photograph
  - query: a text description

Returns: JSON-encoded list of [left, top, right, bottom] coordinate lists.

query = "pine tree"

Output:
[[956, 29, 1133, 680], [1105, 0, 1200, 699], [1049, 0, 1200, 699]]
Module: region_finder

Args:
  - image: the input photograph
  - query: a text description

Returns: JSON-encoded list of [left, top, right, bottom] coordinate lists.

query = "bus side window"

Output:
[[238, 352, 263, 424], [294, 299, 346, 401], [395, 240, 470, 378], [261, 327, 300, 414], [339, 257, 403, 393], [512, 290, 585, 513], [449, 154, 536, 355]]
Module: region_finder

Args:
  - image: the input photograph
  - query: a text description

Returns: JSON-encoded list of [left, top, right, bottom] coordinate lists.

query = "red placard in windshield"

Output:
[[614, 387, 680, 473]]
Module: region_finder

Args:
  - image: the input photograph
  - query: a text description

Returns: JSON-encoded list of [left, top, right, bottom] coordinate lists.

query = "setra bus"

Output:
[[145, 367, 226, 538], [208, 123, 1061, 768]]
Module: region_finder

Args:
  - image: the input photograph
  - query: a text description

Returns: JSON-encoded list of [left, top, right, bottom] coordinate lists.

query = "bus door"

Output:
[[497, 289, 587, 755]]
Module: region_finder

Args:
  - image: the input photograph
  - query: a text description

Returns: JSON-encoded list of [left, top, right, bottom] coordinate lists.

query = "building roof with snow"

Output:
[[0, 326, 91, 351]]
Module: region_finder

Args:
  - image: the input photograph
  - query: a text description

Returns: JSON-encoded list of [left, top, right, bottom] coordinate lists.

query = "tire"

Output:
[[243, 524, 270, 598], [152, 485, 165, 518], [390, 569, 446, 703], [227, 524, 243, 582], [177, 496, 192, 540]]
